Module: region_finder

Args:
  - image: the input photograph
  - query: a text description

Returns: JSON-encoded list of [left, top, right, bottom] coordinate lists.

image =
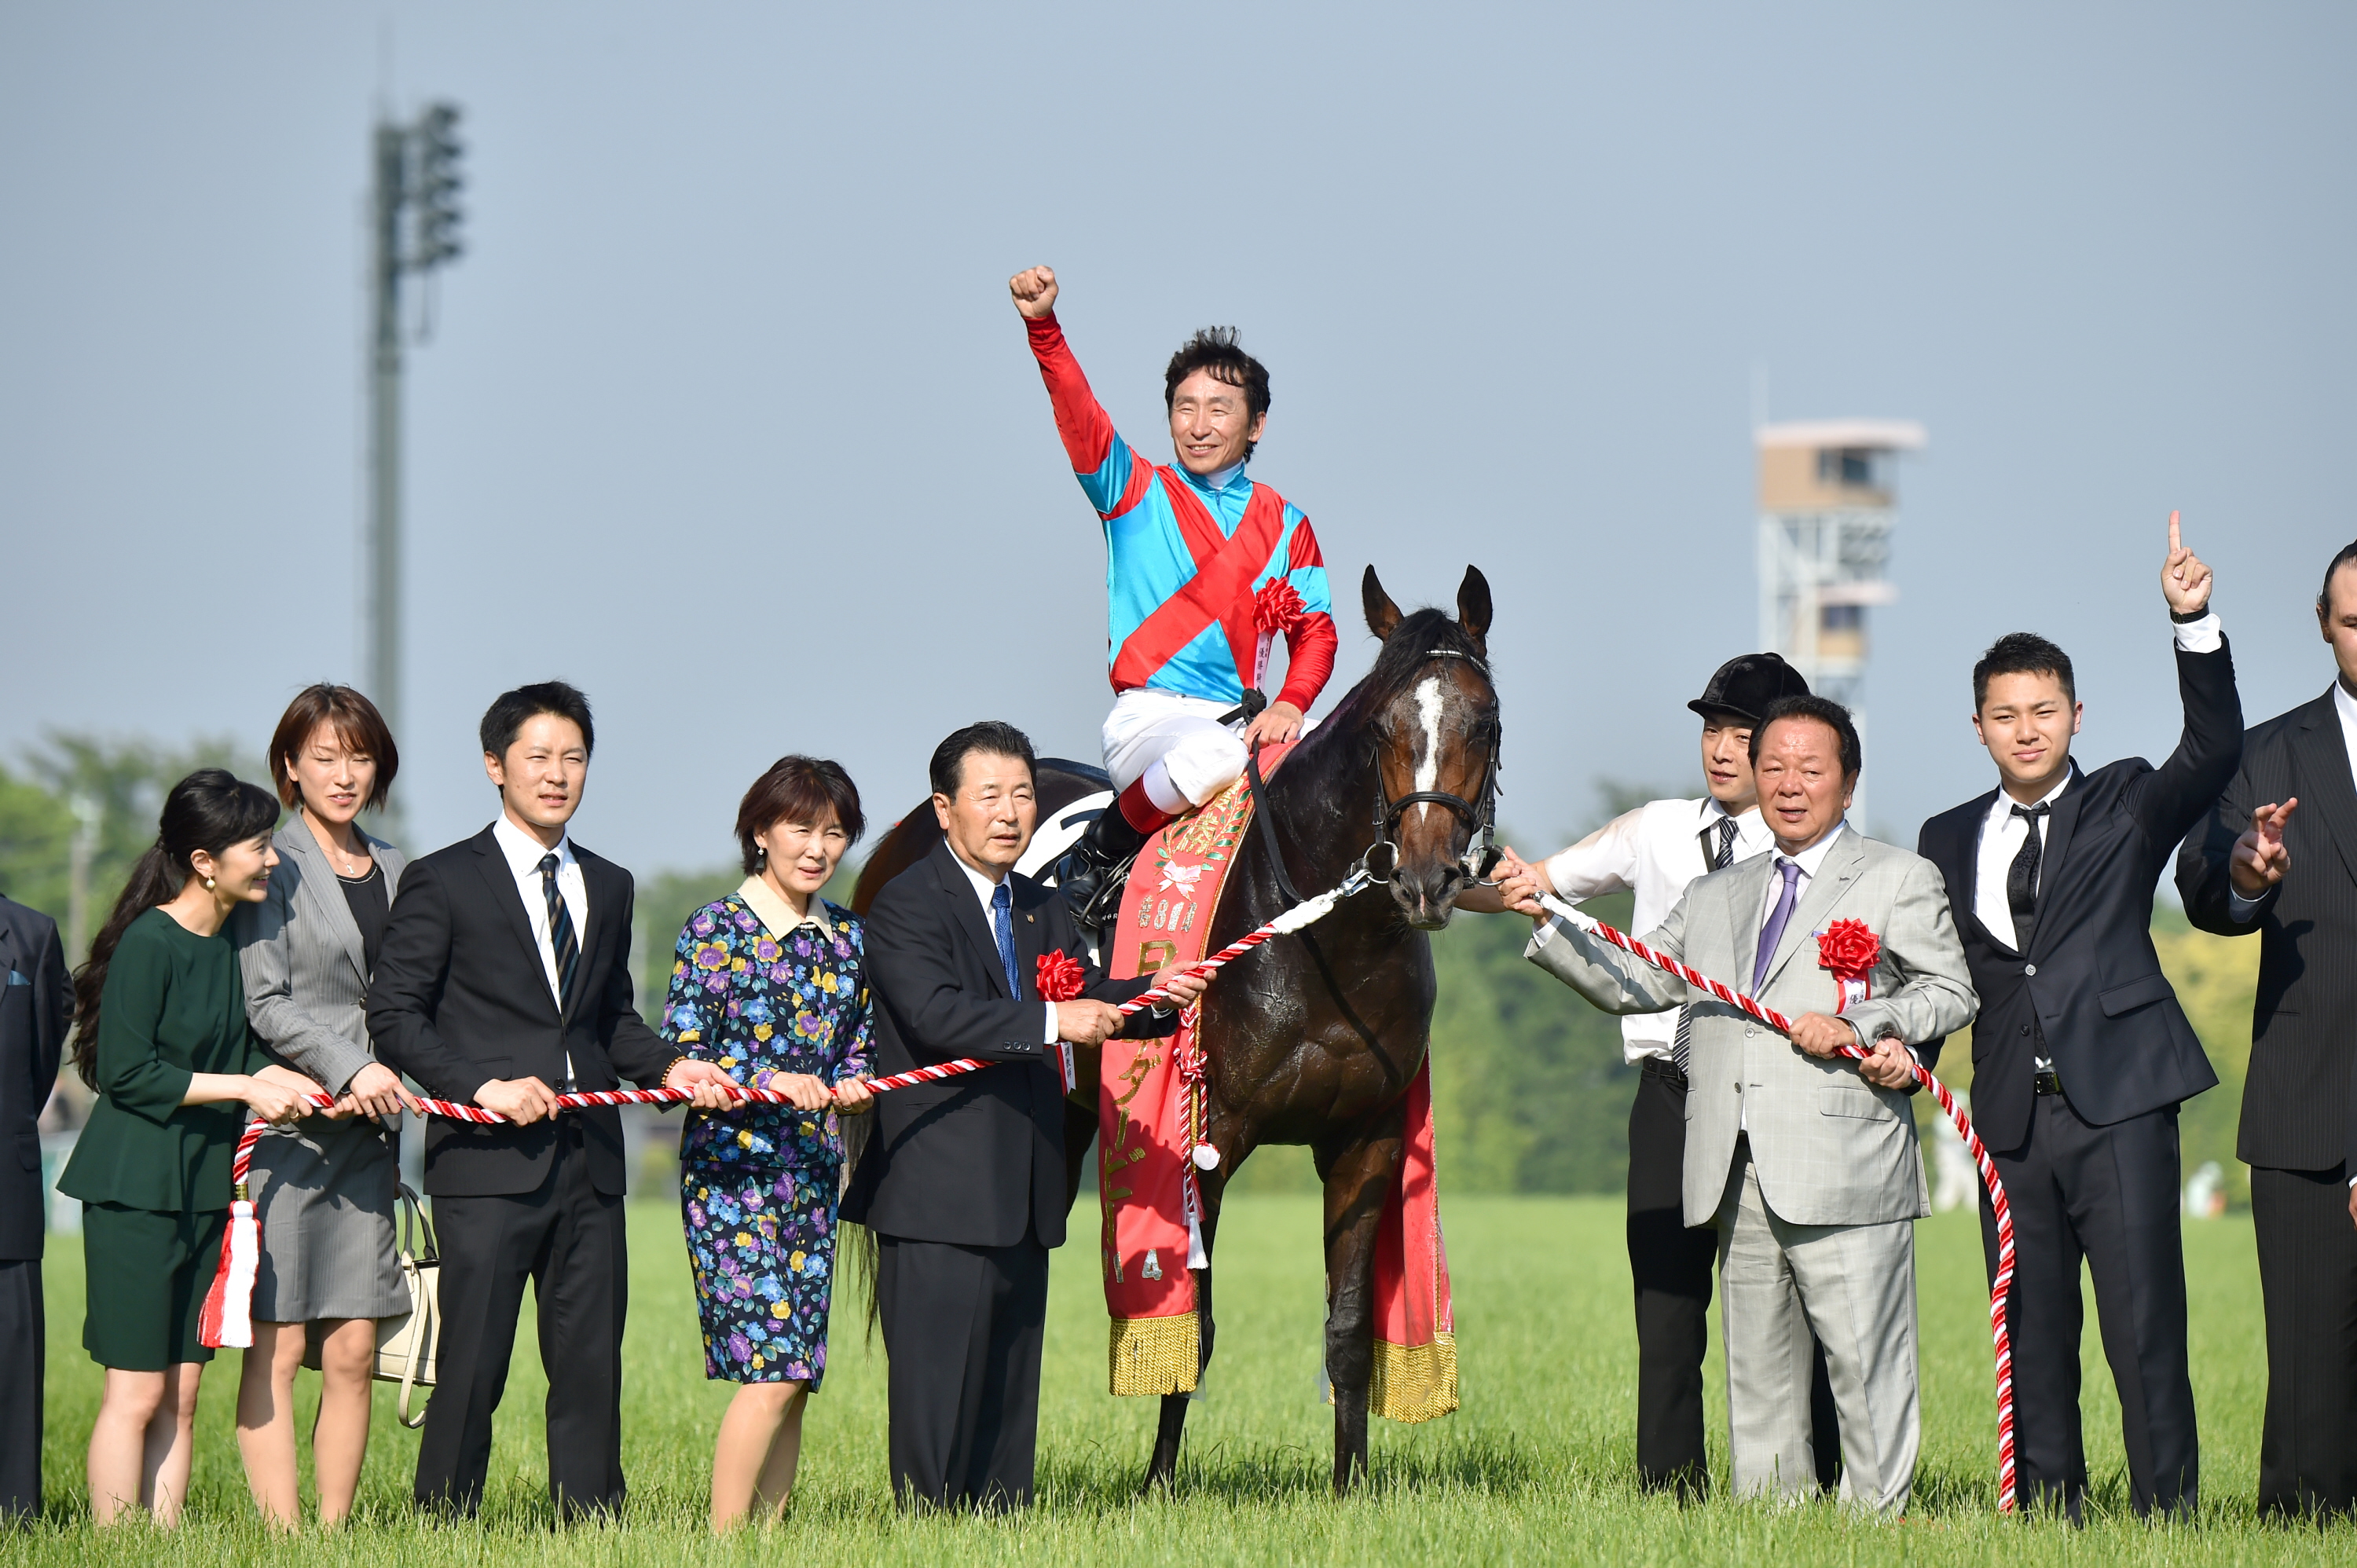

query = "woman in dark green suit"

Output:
[[57, 771, 327, 1527]]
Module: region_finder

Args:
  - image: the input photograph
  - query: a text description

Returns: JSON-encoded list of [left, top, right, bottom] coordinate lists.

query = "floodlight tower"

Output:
[[1754, 419, 1926, 830], [365, 101, 466, 757]]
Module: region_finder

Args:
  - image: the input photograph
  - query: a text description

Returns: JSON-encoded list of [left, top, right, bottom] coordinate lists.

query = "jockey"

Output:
[[1010, 265, 1338, 925]]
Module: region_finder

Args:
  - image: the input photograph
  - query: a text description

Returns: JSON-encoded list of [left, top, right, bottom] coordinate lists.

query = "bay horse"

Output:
[[852, 564, 1501, 1494]]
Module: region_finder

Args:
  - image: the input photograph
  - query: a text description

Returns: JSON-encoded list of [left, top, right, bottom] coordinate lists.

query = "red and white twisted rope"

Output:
[[228, 872, 1374, 1168], [1536, 892, 2018, 1514]]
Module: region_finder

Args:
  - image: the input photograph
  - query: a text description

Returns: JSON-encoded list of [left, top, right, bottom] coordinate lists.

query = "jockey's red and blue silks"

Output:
[[1027, 313, 1338, 712]]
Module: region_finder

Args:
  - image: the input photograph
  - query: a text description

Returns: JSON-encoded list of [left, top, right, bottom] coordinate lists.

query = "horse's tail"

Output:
[[838, 1116, 882, 1343]]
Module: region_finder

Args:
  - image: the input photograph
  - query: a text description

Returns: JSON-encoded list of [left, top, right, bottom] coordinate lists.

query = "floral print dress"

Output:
[[664, 888, 872, 1387]]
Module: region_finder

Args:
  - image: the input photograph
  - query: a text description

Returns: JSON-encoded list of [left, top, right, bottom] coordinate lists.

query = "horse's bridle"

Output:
[[1242, 644, 1502, 902], [1359, 648, 1501, 887]]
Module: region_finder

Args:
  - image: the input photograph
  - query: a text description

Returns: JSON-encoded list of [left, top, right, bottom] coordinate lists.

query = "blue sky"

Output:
[[4, 2, 2349, 873]]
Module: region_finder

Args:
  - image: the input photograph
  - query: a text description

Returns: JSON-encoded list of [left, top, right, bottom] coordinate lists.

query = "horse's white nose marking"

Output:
[[1413, 678, 1443, 825]]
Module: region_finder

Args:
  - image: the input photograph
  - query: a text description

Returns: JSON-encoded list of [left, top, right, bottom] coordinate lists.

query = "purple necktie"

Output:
[[1754, 859, 1802, 994]]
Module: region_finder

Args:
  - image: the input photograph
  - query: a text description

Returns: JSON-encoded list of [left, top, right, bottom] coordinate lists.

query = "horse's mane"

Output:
[[1314, 607, 1490, 741]]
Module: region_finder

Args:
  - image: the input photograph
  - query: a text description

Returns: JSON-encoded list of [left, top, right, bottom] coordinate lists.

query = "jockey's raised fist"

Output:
[[1010, 266, 1058, 320]]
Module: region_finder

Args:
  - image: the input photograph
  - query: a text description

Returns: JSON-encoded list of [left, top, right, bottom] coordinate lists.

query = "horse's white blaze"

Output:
[[1413, 677, 1443, 825]]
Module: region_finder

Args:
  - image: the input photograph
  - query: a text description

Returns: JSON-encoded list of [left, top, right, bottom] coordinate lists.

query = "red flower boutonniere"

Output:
[[1816, 919, 1882, 1013], [1253, 578, 1307, 637], [1036, 950, 1087, 1002], [1250, 580, 1308, 691]]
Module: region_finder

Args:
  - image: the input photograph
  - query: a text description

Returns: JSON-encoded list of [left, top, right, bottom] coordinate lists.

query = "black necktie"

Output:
[[539, 852, 581, 1017], [1670, 818, 1742, 1076], [2006, 803, 2051, 954]]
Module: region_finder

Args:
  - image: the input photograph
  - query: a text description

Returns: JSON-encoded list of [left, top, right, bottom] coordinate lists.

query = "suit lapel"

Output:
[[570, 851, 613, 1027], [2293, 691, 2357, 887], [2025, 764, 2088, 958], [933, 842, 1012, 999], [1761, 830, 1866, 992], [474, 830, 559, 1021], [1724, 852, 1776, 981], [279, 823, 369, 988]]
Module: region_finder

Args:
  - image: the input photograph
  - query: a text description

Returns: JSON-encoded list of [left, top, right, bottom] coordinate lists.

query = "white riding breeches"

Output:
[[1101, 689, 1250, 812]]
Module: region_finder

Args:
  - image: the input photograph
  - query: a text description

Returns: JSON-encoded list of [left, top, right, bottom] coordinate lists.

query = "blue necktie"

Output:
[[1753, 858, 1802, 995], [991, 881, 1021, 998]]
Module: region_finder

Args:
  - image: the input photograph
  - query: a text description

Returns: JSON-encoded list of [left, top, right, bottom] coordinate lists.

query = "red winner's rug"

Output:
[[1101, 747, 1457, 1420]]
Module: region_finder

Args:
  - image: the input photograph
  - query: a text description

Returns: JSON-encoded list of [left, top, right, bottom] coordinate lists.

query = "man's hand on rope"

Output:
[[1009, 265, 1058, 320], [1788, 1013, 1858, 1061], [664, 1057, 743, 1111], [1056, 999, 1124, 1048], [1148, 965, 1209, 1012], [476, 1075, 562, 1125], [335, 1061, 422, 1120], [1857, 1036, 1918, 1091]]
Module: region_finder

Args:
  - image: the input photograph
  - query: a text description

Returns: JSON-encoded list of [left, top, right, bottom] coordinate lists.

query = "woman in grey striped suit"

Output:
[[230, 686, 422, 1527]]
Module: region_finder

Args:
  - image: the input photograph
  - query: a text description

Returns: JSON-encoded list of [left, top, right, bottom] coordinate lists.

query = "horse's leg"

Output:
[[1061, 1097, 1098, 1216], [1316, 1127, 1405, 1496], [1142, 1156, 1230, 1493]]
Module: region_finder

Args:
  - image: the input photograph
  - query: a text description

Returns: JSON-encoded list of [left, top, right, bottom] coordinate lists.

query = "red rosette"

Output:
[[1254, 578, 1306, 637], [1816, 918, 1882, 980], [1035, 950, 1086, 1002]]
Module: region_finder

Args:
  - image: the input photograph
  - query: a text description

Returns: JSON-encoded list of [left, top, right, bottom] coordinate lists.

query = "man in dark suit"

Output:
[[1918, 515, 2242, 1519], [370, 682, 735, 1517], [2176, 537, 2357, 1519], [841, 721, 1200, 1510], [0, 894, 67, 1522]]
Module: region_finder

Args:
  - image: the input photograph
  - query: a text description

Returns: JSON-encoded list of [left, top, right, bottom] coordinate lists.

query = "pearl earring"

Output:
[[203, 875, 217, 892]]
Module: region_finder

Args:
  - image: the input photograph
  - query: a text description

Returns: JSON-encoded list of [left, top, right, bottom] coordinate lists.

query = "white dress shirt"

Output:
[[949, 852, 1060, 1044], [491, 814, 585, 1086], [1758, 822, 1848, 935], [1544, 797, 1776, 1062], [1972, 771, 2073, 953]]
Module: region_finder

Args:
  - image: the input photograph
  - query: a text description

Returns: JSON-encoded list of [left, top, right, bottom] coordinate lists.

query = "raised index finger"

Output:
[[2168, 509, 2182, 554]]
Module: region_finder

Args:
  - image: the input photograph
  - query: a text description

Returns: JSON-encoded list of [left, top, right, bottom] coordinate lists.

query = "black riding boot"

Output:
[[1054, 800, 1153, 934]]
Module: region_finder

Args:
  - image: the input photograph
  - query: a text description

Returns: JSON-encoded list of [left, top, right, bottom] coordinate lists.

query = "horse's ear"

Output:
[[1362, 566, 1402, 641], [1457, 566, 1492, 649]]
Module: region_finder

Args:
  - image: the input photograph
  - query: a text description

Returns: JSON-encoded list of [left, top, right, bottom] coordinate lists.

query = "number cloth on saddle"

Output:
[[1100, 748, 1457, 1421]]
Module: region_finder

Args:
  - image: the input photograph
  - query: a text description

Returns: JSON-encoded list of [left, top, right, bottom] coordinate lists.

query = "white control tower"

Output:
[[1755, 419, 1926, 830]]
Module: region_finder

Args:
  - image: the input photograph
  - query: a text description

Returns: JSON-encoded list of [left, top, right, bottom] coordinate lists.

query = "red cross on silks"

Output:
[[1109, 480, 1292, 694]]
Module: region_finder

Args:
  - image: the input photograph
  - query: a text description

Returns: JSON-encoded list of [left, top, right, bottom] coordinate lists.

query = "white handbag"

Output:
[[305, 1183, 440, 1427]]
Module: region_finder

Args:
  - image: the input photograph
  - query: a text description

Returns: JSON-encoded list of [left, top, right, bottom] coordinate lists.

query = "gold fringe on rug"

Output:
[[1369, 1332, 1459, 1423], [1109, 1313, 1199, 1397]]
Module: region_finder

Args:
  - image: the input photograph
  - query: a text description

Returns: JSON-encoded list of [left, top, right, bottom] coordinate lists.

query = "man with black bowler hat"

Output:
[[1472, 652, 1842, 1496], [1919, 515, 2242, 1519], [2177, 536, 2357, 1520], [369, 682, 739, 1518], [842, 721, 1202, 1510], [0, 892, 67, 1522]]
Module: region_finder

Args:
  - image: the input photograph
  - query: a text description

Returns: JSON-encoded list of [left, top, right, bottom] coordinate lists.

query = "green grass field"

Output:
[[12, 1194, 2348, 1565]]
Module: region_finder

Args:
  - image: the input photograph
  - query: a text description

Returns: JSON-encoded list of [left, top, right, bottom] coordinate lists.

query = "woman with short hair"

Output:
[[57, 770, 320, 1528], [229, 683, 421, 1527], [664, 756, 874, 1530]]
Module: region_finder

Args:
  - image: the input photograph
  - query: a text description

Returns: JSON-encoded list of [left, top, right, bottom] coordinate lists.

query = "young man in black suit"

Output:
[[369, 682, 735, 1518], [841, 721, 1202, 1511], [2176, 537, 2357, 1520], [0, 893, 67, 1522], [1918, 516, 2242, 1519]]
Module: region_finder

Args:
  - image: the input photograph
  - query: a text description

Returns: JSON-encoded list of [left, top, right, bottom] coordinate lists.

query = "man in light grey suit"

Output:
[[1499, 694, 1976, 1511]]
